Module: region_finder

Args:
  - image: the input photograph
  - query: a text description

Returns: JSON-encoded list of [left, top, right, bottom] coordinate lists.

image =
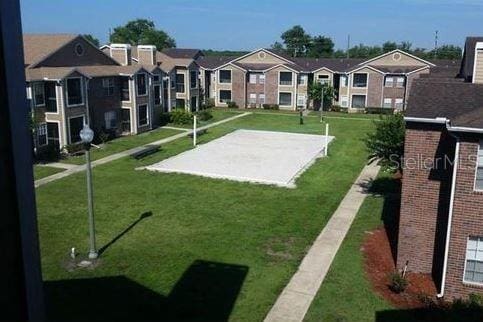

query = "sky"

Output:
[[20, 0, 483, 51]]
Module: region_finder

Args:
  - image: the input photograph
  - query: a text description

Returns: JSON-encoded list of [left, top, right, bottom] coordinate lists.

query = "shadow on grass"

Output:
[[375, 307, 483, 322], [98, 211, 153, 256], [44, 260, 248, 321]]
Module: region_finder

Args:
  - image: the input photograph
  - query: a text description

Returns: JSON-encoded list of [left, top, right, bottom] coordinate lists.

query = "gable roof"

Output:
[[196, 55, 236, 70], [459, 37, 483, 81], [293, 57, 364, 73], [23, 33, 77, 66], [357, 49, 436, 67], [162, 48, 202, 59]]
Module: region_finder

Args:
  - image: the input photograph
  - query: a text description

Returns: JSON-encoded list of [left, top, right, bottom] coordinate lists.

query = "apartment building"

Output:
[[196, 48, 454, 111], [24, 34, 167, 152], [398, 37, 483, 300]]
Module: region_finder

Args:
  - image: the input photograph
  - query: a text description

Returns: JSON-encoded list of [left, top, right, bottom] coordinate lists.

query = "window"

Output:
[[249, 93, 257, 104], [340, 96, 349, 107], [298, 74, 307, 86], [476, 140, 483, 190], [45, 82, 57, 112], [396, 77, 405, 87], [176, 73, 185, 93], [340, 75, 348, 88], [464, 236, 483, 284], [249, 74, 257, 84], [279, 92, 292, 106], [136, 73, 147, 96], [385, 77, 394, 87], [33, 83, 45, 106], [259, 94, 265, 104], [74, 43, 84, 56], [121, 77, 130, 101], [102, 78, 114, 96], [259, 74, 265, 84], [297, 94, 306, 107], [219, 90, 231, 103], [383, 98, 392, 108], [395, 98, 404, 109], [352, 73, 367, 87], [153, 75, 160, 83], [317, 75, 330, 85], [138, 104, 148, 126], [104, 111, 117, 129], [69, 116, 84, 143], [219, 70, 231, 83], [154, 85, 161, 105], [190, 70, 197, 89], [170, 77, 175, 89], [37, 123, 47, 146], [279, 72, 293, 85], [351, 95, 366, 108], [66, 78, 83, 106]]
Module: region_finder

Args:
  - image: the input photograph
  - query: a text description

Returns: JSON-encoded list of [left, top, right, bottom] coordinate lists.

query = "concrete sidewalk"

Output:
[[35, 112, 251, 188], [264, 162, 380, 322]]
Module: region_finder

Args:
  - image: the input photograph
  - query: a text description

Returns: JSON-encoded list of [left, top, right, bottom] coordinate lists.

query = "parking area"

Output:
[[144, 129, 334, 188]]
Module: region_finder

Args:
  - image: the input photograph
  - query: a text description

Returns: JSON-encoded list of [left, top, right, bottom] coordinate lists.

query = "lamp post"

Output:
[[79, 124, 98, 259], [320, 86, 325, 123]]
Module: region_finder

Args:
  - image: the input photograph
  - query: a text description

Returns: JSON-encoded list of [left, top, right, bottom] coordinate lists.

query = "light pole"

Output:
[[79, 124, 97, 259], [320, 86, 325, 123]]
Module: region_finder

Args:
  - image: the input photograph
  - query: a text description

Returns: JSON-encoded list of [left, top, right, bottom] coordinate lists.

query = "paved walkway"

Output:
[[37, 162, 78, 170], [264, 162, 381, 322], [35, 112, 251, 188]]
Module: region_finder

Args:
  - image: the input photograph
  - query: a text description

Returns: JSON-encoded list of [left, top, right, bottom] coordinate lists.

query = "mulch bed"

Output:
[[362, 227, 438, 309]]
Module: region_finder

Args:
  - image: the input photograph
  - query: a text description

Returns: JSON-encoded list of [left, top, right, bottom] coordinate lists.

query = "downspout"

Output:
[[437, 127, 460, 298], [85, 78, 90, 125]]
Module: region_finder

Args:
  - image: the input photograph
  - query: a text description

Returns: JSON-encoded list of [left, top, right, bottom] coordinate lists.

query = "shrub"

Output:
[[201, 98, 215, 109], [64, 142, 85, 155], [388, 272, 408, 293], [365, 107, 395, 115], [98, 131, 111, 144], [170, 109, 193, 125], [196, 109, 213, 121], [227, 101, 238, 109], [35, 144, 60, 162], [262, 104, 279, 110], [340, 107, 349, 113], [160, 112, 171, 126], [330, 105, 342, 112]]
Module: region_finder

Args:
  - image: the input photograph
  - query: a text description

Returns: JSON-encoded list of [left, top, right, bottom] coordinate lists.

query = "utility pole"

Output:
[[434, 30, 439, 59], [346, 34, 350, 58]]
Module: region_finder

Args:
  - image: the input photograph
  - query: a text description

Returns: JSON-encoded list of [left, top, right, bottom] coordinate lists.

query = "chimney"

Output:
[[137, 45, 157, 65], [110, 44, 131, 66], [473, 42, 483, 83]]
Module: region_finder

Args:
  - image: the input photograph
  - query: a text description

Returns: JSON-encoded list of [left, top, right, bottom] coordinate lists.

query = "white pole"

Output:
[[325, 123, 329, 157], [193, 115, 197, 147]]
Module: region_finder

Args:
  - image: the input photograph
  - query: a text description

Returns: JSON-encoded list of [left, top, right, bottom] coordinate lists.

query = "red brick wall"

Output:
[[232, 69, 246, 108], [265, 70, 278, 105], [397, 123, 454, 281], [444, 136, 483, 299]]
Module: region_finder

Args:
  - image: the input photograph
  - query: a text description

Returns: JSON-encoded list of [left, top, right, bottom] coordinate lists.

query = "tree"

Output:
[[308, 82, 335, 111], [364, 113, 405, 170], [110, 19, 175, 50], [281, 25, 311, 57], [430, 45, 462, 59], [270, 41, 285, 52], [307, 35, 334, 58], [382, 41, 397, 53], [83, 34, 100, 47]]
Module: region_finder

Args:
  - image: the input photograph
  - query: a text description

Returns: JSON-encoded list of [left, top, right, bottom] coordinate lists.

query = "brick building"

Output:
[[398, 37, 483, 300]]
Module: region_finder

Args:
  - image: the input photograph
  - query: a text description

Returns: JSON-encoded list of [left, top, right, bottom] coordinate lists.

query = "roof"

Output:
[[26, 64, 157, 80], [162, 48, 202, 59], [292, 58, 364, 72], [232, 62, 277, 71], [459, 37, 483, 81], [23, 34, 77, 66], [196, 56, 235, 70], [406, 79, 483, 128], [25, 67, 80, 81], [370, 65, 426, 74]]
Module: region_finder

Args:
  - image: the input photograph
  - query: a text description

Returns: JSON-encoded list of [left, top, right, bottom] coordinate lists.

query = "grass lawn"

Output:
[[36, 113, 375, 321], [34, 165, 65, 180]]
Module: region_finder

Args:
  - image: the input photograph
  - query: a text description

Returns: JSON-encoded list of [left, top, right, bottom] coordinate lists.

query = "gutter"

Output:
[[437, 131, 460, 298], [448, 126, 483, 134], [404, 116, 448, 124]]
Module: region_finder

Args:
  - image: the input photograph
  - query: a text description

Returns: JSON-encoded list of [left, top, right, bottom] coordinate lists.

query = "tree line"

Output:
[[84, 20, 462, 60]]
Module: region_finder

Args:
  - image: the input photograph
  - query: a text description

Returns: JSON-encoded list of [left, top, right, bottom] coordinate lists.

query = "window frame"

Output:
[[153, 84, 161, 106], [137, 104, 149, 127], [340, 95, 349, 107], [278, 91, 293, 107], [219, 89, 232, 103], [298, 74, 307, 86], [120, 77, 130, 102], [351, 94, 367, 108], [176, 73, 185, 93], [249, 74, 257, 84], [395, 98, 404, 109], [249, 93, 257, 104], [317, 74, 330, 85], [219, 69, 232, 84], [36, 123, 48, 146], [297, 94, 306, 107], [463, 236, 483, 286], [396, 76, 405, 88], [259, 93, 265, 104], [102, 77, 115, 97], [279, 71, 293, 86], [340, 75, 348, 88], [68, 115, 86, 144], [384, 76, 394, 87], [352, 73, 368, 88], [66, 77, 84, 107], [474, 140, 483, 191], [383, 98, 392, 108], [259, 74, 265, 84], [190, 70, 198, 89], [136, 73, 148, 97], [33, 82, 45, 107], [104, 110, 117, 130]]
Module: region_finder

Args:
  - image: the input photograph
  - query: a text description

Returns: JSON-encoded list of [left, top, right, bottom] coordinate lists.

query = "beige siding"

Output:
[[237, 50, 286, 64], [474, 50, 483, 83], [368, 51, 428, 67]]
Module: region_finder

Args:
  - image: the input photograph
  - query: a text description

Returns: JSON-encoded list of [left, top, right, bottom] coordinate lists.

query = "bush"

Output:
[[98, 131, 111, 144], [196, 109, 213, 121], [160, 112, 171, 126], [330, 105, 342, 112], [227, 101, 238, 109], [262, 104, 279, 110], [170, 109, 193, 125], [388, 272, 408, 293], [201, 98, 215, 109], [340, 107, 349, 113], [365, 107, 395, 115], [64, 142, 84, 155], [35, 144, 60, 162]]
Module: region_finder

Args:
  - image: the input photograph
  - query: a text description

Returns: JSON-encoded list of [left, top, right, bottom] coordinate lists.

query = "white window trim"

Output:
[[67, 115, 86, 144], [121, 77, 131, 103], [340, 95, 349, 107], [395, 98, 404, 109], [350, 94, 367, 108], [385, 77, 394, 87], [340, 75, 348, 88], [259, 74, 265, 84], [37, 122, 48, 147], [104, 111, 117, 130], [396, 77, 405, 88], [190, 70, 198, 89], [298, 74, 307, 86], [279, 71, 293, 86], [218, 89, 232, 104], [136, 73, 148, 97], [259, 93, 265, 104], [66, 77, 85, 107], [297, 94, 306, 107], [474, 140, 483, 191], [463, 236, 483, 286], [102, 78, 115, 96], [137, 104, 149, 127], [219, 69, 232, 84], [383, 98, 392, 108], [249, 74, 258, 84], [33, 82, 45, 107], [278, 91, 293, 107], [352, 73, 368, 89]]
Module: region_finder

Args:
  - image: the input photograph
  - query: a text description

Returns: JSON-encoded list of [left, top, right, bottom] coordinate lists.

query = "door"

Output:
[[46, 122, 59, 149], [191, 96, 197, 112], [121, 109, 131, 133]]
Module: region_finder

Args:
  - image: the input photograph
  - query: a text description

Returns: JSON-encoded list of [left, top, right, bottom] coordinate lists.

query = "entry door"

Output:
[[191, 96, 197, 112], [121, 109, 131, 133], [47, 122, 59, 149]]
